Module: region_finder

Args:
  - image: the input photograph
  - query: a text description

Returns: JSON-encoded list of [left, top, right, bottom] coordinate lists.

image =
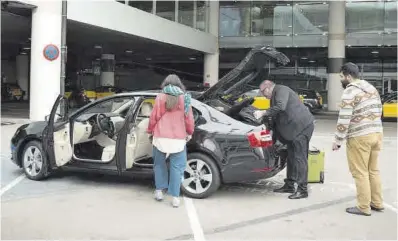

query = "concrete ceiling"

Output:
[[66, 20, 203, 64], [1, 7, 203, 64]]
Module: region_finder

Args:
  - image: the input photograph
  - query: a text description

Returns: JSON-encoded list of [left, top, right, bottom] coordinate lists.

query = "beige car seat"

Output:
[[133, 102, 153, 162]]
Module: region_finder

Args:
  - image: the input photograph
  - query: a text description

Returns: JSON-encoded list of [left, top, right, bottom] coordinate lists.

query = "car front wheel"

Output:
[[181, 153, 221, 199], [22, 140, 49, 180]]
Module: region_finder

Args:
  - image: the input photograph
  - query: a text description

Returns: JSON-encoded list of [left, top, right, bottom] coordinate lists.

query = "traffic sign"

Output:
[[43, 44, 60, 61]]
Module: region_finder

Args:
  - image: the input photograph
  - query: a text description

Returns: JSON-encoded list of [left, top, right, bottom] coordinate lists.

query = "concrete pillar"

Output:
[[327, 1, 346, 111], [203, 0, 219, 87], [16, 54, 29, 100], [30, 1, 62, 121], [100, 54, 115, 86]]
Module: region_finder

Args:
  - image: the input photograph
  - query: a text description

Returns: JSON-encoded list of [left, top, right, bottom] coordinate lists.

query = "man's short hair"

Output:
[[259, 80, 275, 90], [340, 62, 360, 79]]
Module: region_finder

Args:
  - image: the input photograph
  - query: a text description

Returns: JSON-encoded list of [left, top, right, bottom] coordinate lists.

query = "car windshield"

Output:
[[67, 97, 134, 118]]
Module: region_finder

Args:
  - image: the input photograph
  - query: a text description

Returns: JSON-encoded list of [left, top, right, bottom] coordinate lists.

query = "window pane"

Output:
[[156, 1, 175, 21], [220, 6, 251, 37], [251, 1, 293, 36], [196, 1, 207, 31], [346, 1, 384, 33], [128, 1, 153, 13], [385, 0, 397, 33], [292, 1, 328, 35], [178, 1, 194, 27]]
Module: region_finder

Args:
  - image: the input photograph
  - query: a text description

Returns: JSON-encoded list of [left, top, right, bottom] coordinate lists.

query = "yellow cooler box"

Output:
[[308, 147, 325, 183]]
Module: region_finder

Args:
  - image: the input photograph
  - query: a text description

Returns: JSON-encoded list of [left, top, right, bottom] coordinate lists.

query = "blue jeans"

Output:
[[153, 146, 187, 197]]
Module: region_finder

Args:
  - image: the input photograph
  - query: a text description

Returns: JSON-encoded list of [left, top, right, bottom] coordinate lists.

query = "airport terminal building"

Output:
[[1, 0, 397, 120]]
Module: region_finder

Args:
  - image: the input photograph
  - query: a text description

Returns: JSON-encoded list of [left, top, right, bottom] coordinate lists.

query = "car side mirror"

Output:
[[45, 115, 50, 121]]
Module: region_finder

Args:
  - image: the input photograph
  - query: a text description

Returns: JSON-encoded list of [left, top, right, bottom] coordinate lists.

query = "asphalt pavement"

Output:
[[1, 115, 397, 240]]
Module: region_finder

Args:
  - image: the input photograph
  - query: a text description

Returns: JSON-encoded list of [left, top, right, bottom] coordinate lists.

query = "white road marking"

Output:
[[0, 174, 25, 196], [330, 181, 398, 214], [183, 196, 206, 241]]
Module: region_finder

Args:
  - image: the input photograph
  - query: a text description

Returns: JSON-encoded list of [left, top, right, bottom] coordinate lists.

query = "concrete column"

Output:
[[100, 54, 115, 86], [203, 0, 219, 86], [30, 1, 62, 121], [327, 1, 346, 111], [16, 54, 29, 100]]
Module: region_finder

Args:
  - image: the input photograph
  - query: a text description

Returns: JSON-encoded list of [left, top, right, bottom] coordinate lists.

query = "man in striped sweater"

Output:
[[332, 62, 384, 216]]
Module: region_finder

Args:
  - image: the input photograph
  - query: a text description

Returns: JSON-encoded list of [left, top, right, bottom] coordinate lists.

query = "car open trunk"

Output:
[[197, 46, 290, 104], [195, 46, 290, 125]]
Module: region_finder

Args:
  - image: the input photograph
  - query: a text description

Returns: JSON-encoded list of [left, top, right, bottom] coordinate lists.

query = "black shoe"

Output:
[[273, 184, 295, 193], [346, 207, 371, 216], [370, 205, 384, 212], [288, 191, 308, 199]]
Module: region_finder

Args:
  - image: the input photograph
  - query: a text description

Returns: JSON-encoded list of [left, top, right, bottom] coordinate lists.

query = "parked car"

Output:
[[65, 86, 96, 102], [9, 46, 290, 199], [293, 88, 323, 114], [381, 91, 397, 119], [232, 88, 304, 111], [1, 83, 25, 101], [94, 86, 127, 99]]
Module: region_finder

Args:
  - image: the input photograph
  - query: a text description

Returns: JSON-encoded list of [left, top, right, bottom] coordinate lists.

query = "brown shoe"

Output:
[[370, 205, 385, 212]]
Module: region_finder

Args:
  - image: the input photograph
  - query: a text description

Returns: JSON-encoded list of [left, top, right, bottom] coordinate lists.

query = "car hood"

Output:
[[17, 121, 48, 137], [197, 46, 290, 102]]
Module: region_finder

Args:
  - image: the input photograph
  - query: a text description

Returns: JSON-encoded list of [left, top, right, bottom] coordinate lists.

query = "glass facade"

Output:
[[117, 0, 209, 32], [346, 1, 398, 46], [219, 0, 397, 48]]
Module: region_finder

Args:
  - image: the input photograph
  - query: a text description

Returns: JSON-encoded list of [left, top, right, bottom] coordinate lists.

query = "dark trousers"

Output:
[[284, 123, 314, 191]]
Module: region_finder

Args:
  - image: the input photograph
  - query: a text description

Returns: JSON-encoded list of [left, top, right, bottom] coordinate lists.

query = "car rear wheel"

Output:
[[181, 153, 220, 199], [22, 141, 49, 181]]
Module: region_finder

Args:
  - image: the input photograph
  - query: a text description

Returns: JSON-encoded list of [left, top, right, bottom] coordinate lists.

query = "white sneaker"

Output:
[[154, 190, 163, 201], [172, 197, 180, 208]]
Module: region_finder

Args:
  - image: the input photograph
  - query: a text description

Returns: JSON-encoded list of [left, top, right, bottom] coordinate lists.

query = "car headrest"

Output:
[[140, 102, 153, 117]]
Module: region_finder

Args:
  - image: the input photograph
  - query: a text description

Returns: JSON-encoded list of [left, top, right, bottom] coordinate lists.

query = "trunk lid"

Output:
[[197, 46, 290, 102]]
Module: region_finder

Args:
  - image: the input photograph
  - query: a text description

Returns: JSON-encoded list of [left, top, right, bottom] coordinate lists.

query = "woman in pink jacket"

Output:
[[147, 74, 195, 208]]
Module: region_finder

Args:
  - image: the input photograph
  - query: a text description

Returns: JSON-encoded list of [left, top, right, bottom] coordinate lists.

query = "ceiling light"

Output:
[[94, 45, 102, 49], [323, 2, 327, 4], [146, 57, 152, 60], [371, 51, 379, 54], [189, 57, 196, 60], [125, 50, 133, 54], [301, 57, 308, 60], [23, 47, 30, 50], [309, 60, 316, 63], [20, 52, 27, 55], [377, 44, 382, 47]]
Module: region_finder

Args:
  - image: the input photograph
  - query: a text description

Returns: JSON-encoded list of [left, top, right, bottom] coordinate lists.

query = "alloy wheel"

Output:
[[23, 146, 43, 177], [183, 159, 213, 194]]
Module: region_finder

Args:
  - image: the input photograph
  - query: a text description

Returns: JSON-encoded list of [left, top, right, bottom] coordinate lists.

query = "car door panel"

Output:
[[53, 123, 73, 166], [43, 95, 73, 168], [125, 127, 137, 169], [115, 97, 143, 173]]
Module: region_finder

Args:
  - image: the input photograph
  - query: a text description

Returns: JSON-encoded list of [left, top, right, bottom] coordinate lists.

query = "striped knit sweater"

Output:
[[334, 79, 383, 145]]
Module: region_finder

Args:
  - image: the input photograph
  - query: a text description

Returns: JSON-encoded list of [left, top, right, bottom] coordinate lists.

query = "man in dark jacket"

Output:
[[254, 80, 315, 199]]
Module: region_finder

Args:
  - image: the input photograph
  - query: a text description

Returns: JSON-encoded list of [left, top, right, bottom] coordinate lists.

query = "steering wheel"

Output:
[[96, 113, 115, 138]]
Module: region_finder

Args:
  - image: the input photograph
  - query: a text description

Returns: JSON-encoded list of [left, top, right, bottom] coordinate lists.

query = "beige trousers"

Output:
[[346, 132, 384, 214]]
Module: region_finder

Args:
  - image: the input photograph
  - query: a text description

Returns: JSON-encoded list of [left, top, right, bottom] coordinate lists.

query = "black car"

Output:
[[10, 46, 290, 199]]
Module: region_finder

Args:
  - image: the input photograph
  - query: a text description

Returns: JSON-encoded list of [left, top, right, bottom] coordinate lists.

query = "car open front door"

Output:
[[43, 95, 73, 168], [115, 97, 144, 174]]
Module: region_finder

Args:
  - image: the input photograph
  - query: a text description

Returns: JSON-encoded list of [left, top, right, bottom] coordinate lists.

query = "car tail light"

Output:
[[247, 129, 273, 148]]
